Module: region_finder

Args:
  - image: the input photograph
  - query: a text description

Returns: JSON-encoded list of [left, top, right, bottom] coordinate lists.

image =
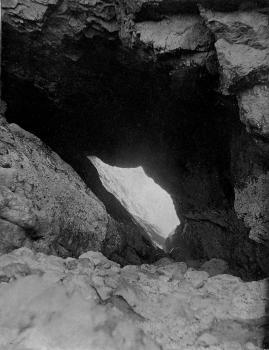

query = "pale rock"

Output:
[[157, 262, 187, 281], [231, 281, 266, 319], [185, 269, 209, 288], [79, 251, 112, 266], [245, 343, 260, 350], [0, 248, 266, 349], [222, 341, 243, 350], [201, 9, 269, 94], [215, 39, 269, 94], [134, 15, 213, 54], [196, 333, 219, 347]]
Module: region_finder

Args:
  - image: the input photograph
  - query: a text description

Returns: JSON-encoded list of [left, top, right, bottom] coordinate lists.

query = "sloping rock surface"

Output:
[[0, 119, 161, 264], [0, 247, 267, 350], [0, 119, 108, 256]]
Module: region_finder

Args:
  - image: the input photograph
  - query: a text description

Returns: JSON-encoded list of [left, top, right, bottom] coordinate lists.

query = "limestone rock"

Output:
[[0, 248, 159, 350], [0, 121, 108, 256], [201, 9, 269, 94], [0, 248, 266, 349], [237, 85, 269, 137], [0, 120, 162, 264], [184, 268, 209, 288], [2, 0, 58, 31], [132, 15, 213, 54], [2, 0, 118, 40], [201, 8, 269, 146]]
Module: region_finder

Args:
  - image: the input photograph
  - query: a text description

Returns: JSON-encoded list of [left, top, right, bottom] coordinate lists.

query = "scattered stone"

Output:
[[0, 248, 266, 349]]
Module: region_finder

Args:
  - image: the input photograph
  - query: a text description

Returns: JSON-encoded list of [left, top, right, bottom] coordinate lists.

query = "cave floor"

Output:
[[0, 248, 267, 350]]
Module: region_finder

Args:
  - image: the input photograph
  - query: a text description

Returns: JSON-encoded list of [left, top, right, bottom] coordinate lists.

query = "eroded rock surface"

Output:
[[199, 8, 269, 266], [2, 0, 118, 40], [201, 9, 269, 94], [0, 119, 108, 256], [0, 247, 267, 350], [0, 118, 161, 264], [2, 0, 269, 279], [237, 85, 269, 137]]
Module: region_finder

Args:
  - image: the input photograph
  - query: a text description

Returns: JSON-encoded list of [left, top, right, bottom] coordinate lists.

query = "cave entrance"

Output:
[[89, 156, 180, 250]]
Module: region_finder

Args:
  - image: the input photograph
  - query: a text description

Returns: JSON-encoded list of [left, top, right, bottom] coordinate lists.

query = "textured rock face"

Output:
[[231, 129, 269, 268], [201, 9, 269, 94], [2, 0, 269, 278], [2, 0, 118, 39], [0, 119, 108, 256], [125, 14, 213, 53], [0, 118, 162, 264], [235, 172, 269, 244], [201, 8, 269, 144], [0, 247, 267, 349], [200, 8, 269, 255], [238, 85, 269, 136], [0, 248, 160, 350]]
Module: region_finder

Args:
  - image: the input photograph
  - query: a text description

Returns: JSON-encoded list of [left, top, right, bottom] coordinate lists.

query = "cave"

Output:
[[2, 51, 266, 280], [1, 0, 269, 348]]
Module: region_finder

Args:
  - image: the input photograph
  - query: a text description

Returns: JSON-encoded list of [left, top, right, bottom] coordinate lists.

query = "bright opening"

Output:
[[89, 156, 180, 249]]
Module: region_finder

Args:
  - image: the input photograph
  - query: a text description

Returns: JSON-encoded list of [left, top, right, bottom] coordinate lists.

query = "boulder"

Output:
[[0, 120, 108, 256], [201, 9, 269, 94], [200, 258, 229, 276]]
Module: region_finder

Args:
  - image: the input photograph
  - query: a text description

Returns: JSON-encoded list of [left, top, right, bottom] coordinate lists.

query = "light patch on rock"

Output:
[[89, 156, 180, 243], [134, 15, 212, 54]]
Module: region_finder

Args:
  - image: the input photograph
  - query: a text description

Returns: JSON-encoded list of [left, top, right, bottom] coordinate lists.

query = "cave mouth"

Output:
[[89, 156, 180, 250]]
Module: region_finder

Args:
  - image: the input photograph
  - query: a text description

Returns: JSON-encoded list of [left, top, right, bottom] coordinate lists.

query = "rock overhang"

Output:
[[2, 0, 269, 279]]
